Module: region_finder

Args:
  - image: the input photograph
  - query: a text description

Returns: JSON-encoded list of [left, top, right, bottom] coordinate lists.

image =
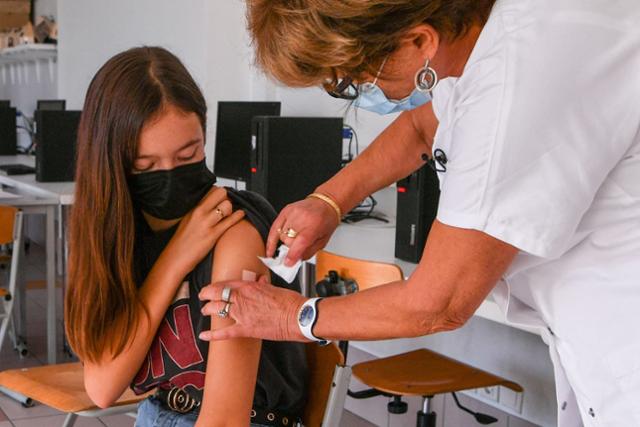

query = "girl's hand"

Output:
[[166, 186, 245, 274]]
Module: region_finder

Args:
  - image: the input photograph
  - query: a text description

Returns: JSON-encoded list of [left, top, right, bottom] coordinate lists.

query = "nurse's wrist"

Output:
[[306, 192, 342, 224], [313, 185, 349, 217]]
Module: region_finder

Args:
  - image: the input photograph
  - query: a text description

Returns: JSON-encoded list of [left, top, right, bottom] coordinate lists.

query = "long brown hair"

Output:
[[247, 0, 496, 87], [65, 46, 207, 363]]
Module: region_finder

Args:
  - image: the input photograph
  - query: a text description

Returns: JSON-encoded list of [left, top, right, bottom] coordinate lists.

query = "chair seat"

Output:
[[0, 362, 150, 413], [352, 349, 523, 397]]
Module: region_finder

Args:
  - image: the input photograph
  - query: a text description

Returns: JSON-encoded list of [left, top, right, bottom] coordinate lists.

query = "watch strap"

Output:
[[298, 298, 330, 345]]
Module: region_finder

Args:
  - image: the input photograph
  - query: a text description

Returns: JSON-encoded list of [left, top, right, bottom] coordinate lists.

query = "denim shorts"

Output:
[[135, 396, 269, 427]]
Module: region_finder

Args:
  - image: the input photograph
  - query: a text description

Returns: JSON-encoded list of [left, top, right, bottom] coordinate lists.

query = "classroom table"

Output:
[[0, 154, 74, 364]]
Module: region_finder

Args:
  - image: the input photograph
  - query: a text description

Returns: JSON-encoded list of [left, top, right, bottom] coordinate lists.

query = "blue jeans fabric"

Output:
[[135, 396, 269, 427]]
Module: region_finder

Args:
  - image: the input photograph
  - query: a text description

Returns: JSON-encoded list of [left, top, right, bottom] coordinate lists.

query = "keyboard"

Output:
[[0, 164, 36, 175]]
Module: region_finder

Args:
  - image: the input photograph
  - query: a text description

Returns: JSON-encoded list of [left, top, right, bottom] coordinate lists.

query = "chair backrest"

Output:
[[315, 250, 404, 292], [0, 205, 18, 245], [303, 342, 345, 427]]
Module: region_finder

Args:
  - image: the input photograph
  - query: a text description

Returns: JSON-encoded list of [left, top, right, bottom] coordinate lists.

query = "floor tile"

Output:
[[12, 413, 105, 426], [0, 393, 62, 420], [100, 413, 137, 427], [340, 410, 376, 427], [0, 407, 8, 422], [0, 421, 12, 427]]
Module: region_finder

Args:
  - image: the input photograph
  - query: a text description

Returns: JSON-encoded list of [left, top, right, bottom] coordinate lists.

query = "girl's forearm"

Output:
[[83, 249, 187, 407]]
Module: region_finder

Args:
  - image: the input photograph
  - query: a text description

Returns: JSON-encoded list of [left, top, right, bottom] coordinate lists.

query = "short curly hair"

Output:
[[247, 0, 496, 88]]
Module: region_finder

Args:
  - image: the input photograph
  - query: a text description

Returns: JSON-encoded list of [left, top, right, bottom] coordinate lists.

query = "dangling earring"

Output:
[[415, 58, 438, 93]]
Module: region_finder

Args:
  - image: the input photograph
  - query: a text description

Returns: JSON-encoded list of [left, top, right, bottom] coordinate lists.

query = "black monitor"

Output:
[[37, 99, 66, 111], [35, 110, 81, 182], [214, 101, 281, 181], [0, 100, 10, 109]]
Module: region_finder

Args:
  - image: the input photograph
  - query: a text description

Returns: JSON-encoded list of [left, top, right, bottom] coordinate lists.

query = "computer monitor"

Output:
[[214, 101, 281, 181], [35, 110, 81, 182], [36, 99, 66, 111], [0, 100, 10, 109]]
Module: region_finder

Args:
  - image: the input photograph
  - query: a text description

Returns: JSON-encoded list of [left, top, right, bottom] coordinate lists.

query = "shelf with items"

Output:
[[0, 44, 56, 85]]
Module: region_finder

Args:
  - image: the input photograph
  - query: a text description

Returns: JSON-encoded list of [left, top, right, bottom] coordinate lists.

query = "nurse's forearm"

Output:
[[313, 279, 464, 341], [312, 222, 518, 341], [316, 105, 437, 213]]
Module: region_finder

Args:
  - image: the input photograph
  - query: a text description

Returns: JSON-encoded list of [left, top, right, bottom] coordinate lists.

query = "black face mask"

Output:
[[128, 159, 217, 220]]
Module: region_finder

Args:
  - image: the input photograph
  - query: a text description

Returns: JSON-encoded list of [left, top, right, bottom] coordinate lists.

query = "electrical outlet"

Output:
[[498, 386, 524, 414], [478, 386, 499, 402]]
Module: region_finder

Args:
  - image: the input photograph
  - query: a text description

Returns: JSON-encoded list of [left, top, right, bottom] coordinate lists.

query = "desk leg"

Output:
[[46, 205, 57, 364], [16, 237, 26, 345]]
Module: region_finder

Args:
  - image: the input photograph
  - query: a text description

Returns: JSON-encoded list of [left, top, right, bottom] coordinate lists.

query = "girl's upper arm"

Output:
[[196, 219, 269, 427]]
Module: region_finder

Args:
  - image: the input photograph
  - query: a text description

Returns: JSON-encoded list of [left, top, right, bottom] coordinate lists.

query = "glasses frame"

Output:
[[324, 77, 359, 100]]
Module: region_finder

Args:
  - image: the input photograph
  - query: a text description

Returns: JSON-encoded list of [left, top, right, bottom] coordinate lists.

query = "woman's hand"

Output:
[[198, 276, 307, 342], [167, 186, 245, 275], [266, 197, 340, 266]]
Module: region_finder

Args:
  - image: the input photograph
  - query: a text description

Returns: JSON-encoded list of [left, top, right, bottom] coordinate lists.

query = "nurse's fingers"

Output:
[[200, 324, 247, 341], [283, 233, 311, 267], [198, 279, 247, 303], [267, 214, 288, 257]]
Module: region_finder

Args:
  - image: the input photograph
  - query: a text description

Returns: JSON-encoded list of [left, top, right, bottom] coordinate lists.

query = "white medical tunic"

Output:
[[430, 0, 640, 425]]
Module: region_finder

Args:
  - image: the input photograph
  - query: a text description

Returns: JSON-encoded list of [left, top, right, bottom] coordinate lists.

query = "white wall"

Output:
[[34, 0, 58, 19], [58, 0, 208, 111], [58, 0, 395, 167]]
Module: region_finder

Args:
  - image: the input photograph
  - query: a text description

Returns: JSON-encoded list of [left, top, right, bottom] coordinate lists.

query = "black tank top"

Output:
[[130, 189, 308, 416]]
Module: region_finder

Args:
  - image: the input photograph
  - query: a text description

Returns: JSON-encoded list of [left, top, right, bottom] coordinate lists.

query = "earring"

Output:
[[415, 58, 438, 93]]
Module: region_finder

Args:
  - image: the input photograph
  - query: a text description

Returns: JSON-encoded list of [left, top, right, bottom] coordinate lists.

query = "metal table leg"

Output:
[[46, 205, 57, 364]]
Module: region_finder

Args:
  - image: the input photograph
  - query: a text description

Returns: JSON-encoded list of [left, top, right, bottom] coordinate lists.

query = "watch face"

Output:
[[299, 305, 315, 327]]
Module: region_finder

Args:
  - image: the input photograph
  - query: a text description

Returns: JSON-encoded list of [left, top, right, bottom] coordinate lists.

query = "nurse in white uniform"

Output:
[[199, 1, 640, 425]]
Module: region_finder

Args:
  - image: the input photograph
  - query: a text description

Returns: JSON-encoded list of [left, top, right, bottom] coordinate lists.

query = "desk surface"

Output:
[[0, 155, 75, 205]]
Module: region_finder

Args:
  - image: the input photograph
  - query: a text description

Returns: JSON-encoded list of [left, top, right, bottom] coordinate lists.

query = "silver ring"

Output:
[[217, 302, 231, 318], [221, 286, 232, 303], [214, 208, 225, 219]]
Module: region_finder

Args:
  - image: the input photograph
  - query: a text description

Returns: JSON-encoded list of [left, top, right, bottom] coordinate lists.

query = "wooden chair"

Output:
[[0, 205, 24, 356], [0, 348, 349, 427], [315, 250, 524, 426], [303, 342, 350, 427], [0, 362, 150, 427]]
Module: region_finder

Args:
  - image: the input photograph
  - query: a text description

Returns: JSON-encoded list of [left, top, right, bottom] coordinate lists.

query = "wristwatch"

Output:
[[297, 298, 330, 345]]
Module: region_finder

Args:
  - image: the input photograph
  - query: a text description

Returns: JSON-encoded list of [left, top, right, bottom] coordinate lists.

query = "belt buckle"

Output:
[[167, 387, 198, 414]]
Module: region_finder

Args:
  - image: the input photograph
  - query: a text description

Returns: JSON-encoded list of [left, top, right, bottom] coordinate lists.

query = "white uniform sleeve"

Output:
[[433, 18, 639, 258]]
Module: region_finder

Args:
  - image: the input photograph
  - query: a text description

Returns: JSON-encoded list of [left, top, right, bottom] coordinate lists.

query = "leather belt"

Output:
[[154, 387, 302, 427]]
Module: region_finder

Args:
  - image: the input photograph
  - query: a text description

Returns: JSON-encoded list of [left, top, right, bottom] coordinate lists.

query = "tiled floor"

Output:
[[0, 243, 370, 427]]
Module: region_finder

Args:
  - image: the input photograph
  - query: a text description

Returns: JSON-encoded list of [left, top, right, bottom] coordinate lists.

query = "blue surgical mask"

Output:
[[355, 57, 432, 115], [355, 84, 431, 115]]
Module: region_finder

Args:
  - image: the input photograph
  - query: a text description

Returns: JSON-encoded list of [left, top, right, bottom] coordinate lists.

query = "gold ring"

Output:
[[285, 228, 298, 238]]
